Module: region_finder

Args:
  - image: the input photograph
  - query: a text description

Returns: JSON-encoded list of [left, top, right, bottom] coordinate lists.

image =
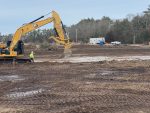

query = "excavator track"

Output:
[[0, 57, 31, 63]]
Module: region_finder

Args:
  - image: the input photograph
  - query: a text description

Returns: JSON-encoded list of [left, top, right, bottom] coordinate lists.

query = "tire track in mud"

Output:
[[0, 61, 150, 113], [1, 89, 150, 113]]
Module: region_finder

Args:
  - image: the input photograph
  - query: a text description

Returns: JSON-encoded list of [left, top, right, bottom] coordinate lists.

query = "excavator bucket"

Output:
[[63, 40, 72, 58], [63, 47, 72, 58], [49, 36, 72, 58]]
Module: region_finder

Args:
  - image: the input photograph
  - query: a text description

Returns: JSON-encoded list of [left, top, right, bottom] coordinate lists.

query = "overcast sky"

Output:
[[0, 0, 149, 34]]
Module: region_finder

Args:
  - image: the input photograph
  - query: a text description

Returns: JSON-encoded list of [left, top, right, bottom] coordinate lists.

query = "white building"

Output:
[[89, 37, 105, 45]]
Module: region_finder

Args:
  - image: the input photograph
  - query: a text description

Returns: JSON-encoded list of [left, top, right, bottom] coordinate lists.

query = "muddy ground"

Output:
[[0, 45, 150, 113]]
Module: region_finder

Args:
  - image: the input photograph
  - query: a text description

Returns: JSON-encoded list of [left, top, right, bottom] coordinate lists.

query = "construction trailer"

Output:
[[89, 37, 105, 45]]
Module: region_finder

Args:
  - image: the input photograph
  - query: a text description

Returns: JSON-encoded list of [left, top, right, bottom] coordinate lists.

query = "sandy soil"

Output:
[[0, 45, 150, 113]]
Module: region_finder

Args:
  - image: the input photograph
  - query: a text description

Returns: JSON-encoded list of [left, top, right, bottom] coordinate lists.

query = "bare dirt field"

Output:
[[0, 45, 150, 113]]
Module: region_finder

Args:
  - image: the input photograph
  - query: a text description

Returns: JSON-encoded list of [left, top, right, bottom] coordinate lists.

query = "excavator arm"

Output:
[[9, 11, 71, 56]]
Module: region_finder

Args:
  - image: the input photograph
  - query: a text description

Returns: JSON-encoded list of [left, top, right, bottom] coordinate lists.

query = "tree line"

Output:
[[68, 5, 150, 44], [0, 5, 150, 44]]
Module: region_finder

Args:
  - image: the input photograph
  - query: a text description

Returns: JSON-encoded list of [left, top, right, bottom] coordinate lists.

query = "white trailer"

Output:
[[89, 38, 105, 45]]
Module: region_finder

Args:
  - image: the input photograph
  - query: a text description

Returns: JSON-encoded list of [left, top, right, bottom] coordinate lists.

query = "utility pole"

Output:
[[76, 29, 78, 43], [67, 32, 70, 38], [143, 11, 150, 29], [66, 32, 70, 43], [143, 11, 150, 44], [133, 35, 136, 44]]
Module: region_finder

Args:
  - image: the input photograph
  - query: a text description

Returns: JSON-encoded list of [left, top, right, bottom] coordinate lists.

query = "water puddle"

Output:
[[36, 55, 150, 63], [84, 74, 96, 78], [86, 71, 115, 78], [0, 75, 24, 82], [5, 89, 44, 99], [101, 70, 115, 75]]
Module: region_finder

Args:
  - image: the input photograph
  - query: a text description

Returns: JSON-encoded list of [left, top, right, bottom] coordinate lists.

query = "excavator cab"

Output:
[[15, 40, 24, 55]]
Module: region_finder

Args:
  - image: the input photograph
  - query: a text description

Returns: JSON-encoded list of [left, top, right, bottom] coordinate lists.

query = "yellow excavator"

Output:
[[0, 11, 71, 63]]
